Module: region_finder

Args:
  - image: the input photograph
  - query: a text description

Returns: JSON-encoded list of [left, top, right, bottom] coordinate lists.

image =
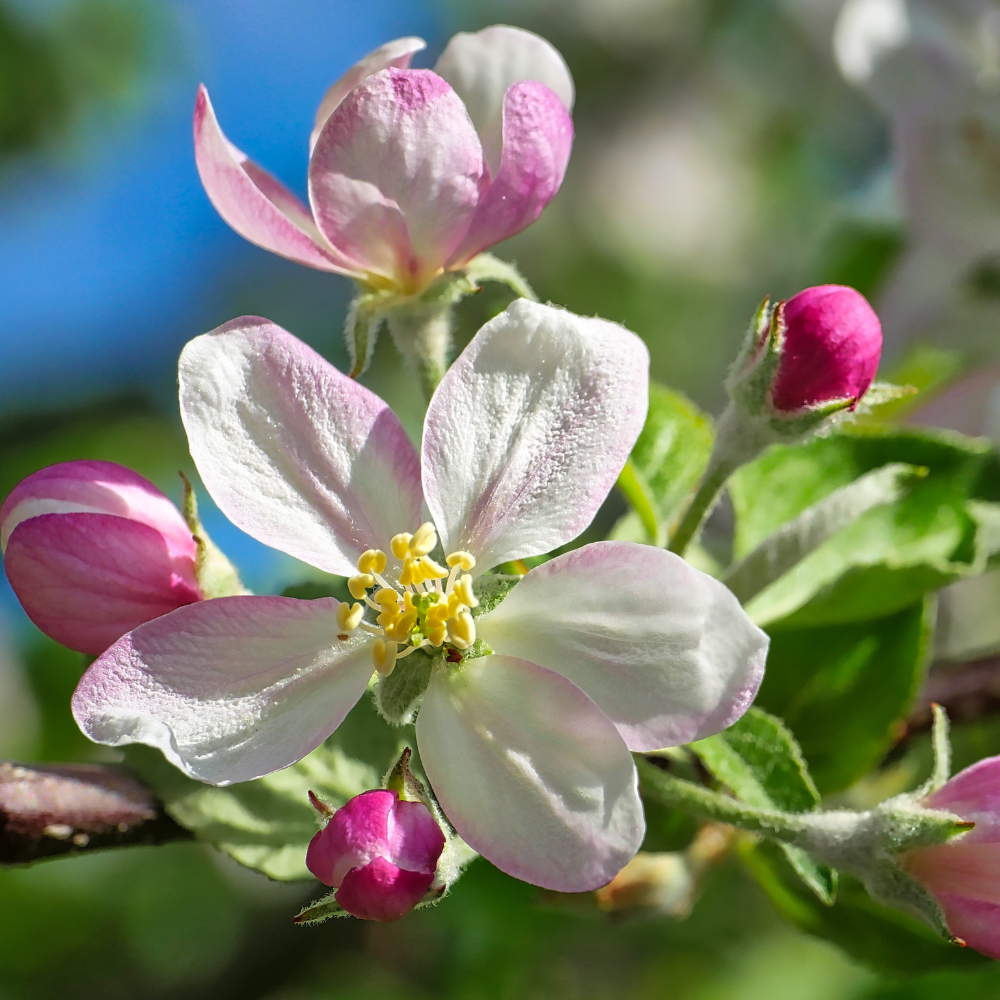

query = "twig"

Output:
[[0, 761, 190, 865]]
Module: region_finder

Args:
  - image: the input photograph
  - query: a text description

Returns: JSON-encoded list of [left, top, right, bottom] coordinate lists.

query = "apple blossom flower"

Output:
[[71, 300, 768, 892], [769, 284, 883, 413], [1, 461, 201, 655], [305, 788, 446, 922], [194, 25, 574, 297], [901, 755, 1000, 959]]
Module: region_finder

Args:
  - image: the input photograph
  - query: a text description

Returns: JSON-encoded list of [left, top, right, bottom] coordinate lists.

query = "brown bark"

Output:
[[0, 761, 189, 865]]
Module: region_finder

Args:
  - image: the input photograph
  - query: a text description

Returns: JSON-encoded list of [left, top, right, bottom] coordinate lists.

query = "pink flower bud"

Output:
[[770, 284, 882, 413], [901, 756, 1000, 959], [1, 461, 202, 655], [306, 789, 446, 922]]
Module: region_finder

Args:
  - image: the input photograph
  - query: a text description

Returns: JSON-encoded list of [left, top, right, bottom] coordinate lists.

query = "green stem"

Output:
[[668, 403, 771, 555], [387, 303, 454, 401], [636, 758, 809, 845]]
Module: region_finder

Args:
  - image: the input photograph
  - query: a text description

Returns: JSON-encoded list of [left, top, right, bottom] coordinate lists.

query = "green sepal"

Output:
[[180, 473, 249, 598], [375, 648, 437, 725], [462, 252, 537, 300], [384, 746, 433, 810], [856, 381, 918, 412], [471, 573, 520, 617], [293, 889, 350, 925], [345, 291, 389, 379]]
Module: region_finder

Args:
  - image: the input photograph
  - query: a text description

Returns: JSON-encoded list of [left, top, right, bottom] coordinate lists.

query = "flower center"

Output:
[[336, 522, 478, 677]]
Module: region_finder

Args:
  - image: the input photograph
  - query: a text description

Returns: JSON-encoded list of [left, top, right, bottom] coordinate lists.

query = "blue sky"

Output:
[[0, 0, 443, 628], [0, 0, 442, 409]]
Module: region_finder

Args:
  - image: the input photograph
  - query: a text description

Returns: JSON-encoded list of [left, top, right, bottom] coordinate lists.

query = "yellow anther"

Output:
[[335, 602, 364, 633], [426, 624, 447, 647], [348, 574, 374, 600], [393, 610, 418, 640], [417, 555, 448, 580], [409, 522, 438, 557], [446, 551, 476, 571], [372, 639, 398, 676], [454, 574, 478, 608], [374, 588, 400, 609], [357, 549, 386, 575], [426, 602, 451, 625], [447, 610, 476, 650], [390, 533, 412, 560], [402, 591, 417, 614], [398, 558, 417, 587]]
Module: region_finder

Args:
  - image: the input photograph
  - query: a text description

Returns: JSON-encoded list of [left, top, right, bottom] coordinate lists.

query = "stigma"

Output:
[[343, 523, 479, 675]]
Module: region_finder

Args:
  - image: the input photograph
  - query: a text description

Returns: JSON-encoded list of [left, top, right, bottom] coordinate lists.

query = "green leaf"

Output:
[[723, 462, 924, 604], [612, 382, 713, 546], [740, 841, 987, 976], [690, 708, 835, 904], [124, 698, 401, 880], [756, 600, 934, 794], [729, 427, 1000, 627]]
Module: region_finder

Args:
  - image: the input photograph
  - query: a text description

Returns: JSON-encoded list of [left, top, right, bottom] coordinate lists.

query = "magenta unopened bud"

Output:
[[0, 461, 202, 655], [901, 756, 1000, 959], [770, 284, 882, 412], [306, 789, 446, 922]]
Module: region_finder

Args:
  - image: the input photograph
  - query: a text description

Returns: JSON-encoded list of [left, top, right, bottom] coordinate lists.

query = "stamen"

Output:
[[348, 574, 374, 600], [335, 602, 364, 633], [357, 549, 386, 575], [446, 551, 476, 571], [454, 573, 478, 609], [372, 639, 398, 676], [358, 621, 382, 636], [409, 522, 437, 557], [417, 555, 448, 580], [447, 610, 476, 650], [373, 572, 394, 592], [363, 595, 382, 612], [390, 534, 412, 560], [395, 644, 421, 660]]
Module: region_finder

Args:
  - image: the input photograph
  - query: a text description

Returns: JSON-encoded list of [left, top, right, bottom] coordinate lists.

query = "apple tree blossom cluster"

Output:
[[5, 17, 1000, 963]]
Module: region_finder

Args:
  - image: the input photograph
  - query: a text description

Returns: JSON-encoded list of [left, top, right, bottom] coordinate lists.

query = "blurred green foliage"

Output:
[[0, 0, 151, 157]]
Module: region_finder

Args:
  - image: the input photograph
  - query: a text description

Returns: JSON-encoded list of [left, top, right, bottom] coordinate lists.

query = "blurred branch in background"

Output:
[[0, 0, 155, 160], [0, 761, 188, 865]]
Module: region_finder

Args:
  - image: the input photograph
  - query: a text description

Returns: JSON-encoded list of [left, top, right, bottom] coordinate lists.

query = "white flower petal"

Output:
[[310, 36, 427, 152], [179, 317, 423, 577], [435, 25, 574, 173], [72, 596, 375, 785], [416, 654, 644, 891], [478, 542, 769, 751], [422, 300, 649, 572]]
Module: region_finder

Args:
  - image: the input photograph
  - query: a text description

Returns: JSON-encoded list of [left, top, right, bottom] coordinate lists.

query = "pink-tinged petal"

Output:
[[904, 841, 1000, 907], [422, 300, 649, 572], [478, 542, 767, 751], [416, 654, 644, 892], [308, 68, 484, 289], [71, 596, 374, 785], [179, 318, 423, 577], [447, 81, 573, 267], [925, 756, 1000, 844], [435, 24, 574, 173], [308, 789, 395, 886], [5, 514, 201, 656], [932, 892, 1000, 959], [1, 460, 193, 558], [310, 37, 427, 152], [194, 86, 359, 275], [335, 856, 434, 922], [306, 789, 445, 887]]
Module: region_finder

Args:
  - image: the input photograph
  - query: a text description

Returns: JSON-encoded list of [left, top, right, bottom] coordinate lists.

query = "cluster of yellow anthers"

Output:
[[335, 522, 479, 677]]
